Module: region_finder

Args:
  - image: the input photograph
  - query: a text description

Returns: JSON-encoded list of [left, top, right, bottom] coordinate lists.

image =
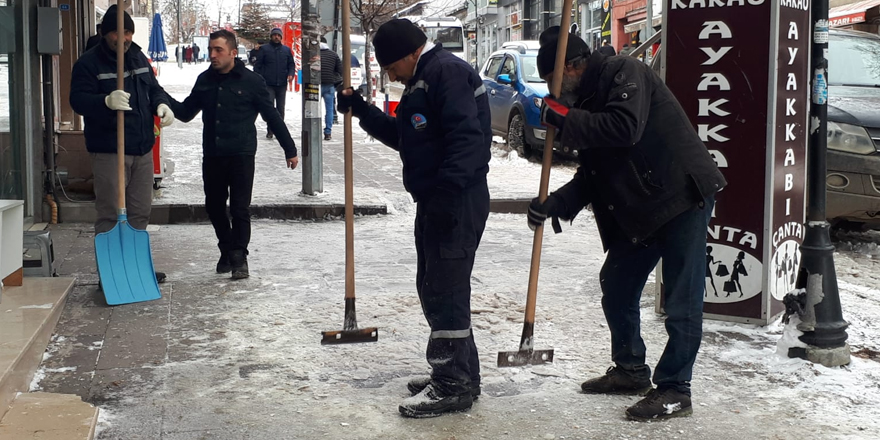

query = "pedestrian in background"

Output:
[[253, 28, 295, 139], [85, 24, 102, 52], [165, 30, 298, 280], [320, 37, 342, 141], [69, 5, 175, 284], [192, 42, 201, 63], [527, 26, 726, 421], [338, 18, 491, 419]]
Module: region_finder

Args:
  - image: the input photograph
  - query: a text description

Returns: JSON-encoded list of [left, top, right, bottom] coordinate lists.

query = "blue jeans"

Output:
[[321, 85, 335, 136], [600, 195, 714, 393]]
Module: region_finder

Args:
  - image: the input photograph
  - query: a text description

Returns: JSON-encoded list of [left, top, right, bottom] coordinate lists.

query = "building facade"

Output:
[[0, 0, 55, 223]]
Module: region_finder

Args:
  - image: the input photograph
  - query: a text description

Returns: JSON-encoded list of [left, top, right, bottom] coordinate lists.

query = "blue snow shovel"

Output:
[[95, 0, 162, 306]]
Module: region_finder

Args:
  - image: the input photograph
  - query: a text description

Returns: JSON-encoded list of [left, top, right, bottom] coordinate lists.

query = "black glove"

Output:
[[336, 87, 369, 118], [527, 194, 565, 233], [540, 94, 569, 131]]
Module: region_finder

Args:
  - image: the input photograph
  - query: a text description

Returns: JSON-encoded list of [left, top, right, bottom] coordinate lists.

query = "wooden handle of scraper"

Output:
[[342, 0, 355, 300], [523, 0, 574, 327], [116, 0, 126, 212]]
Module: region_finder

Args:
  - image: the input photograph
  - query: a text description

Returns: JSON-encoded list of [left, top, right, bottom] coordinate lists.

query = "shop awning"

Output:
[[829, 0, 880, 27]]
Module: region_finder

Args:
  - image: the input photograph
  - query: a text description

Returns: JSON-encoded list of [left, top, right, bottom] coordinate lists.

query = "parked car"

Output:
[[237, 45, 248, 65], [825, 29, 880, 229], [481, 41, 570, 158]]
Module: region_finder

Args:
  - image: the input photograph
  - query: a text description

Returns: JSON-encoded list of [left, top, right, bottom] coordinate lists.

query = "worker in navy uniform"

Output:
[[527, 26, 727, 421], [337, 18, 491, 418]]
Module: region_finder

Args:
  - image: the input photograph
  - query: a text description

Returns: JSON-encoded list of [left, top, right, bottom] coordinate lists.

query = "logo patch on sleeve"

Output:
[[411, 113, 427, 130]]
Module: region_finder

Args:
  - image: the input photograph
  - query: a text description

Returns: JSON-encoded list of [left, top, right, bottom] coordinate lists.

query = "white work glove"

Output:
[[156, 103, 174, 127], [104, 90, 132, 111]]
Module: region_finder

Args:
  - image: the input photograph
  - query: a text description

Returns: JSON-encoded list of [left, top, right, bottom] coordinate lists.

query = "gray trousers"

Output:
[[91, 152, 154, 233]]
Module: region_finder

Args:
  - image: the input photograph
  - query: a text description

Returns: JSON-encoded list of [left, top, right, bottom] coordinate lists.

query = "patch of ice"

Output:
[[19, 303, 53, 309], [28, 368, 46, 391]]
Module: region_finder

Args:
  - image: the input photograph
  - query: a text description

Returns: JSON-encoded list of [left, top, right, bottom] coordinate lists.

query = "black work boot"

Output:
[[407, 377, 481, 400], [580, 366, 653, 395], [399, 382, 473, 418], [216, 252, 232, 274], [625, 387, 693, 421], [229, 250, 249, 280]]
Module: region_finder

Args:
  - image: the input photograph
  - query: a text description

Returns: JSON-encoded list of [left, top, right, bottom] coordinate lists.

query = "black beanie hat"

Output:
[[372, 19, 427, 67], [537, 26, 590, 78], [102, 5, 135, 35]]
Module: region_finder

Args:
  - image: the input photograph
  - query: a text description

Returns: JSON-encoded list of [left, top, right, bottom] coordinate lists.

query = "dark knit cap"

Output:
[[372, 19, 427, 67], [537, 26, 591, 78], [271, 27, 283, 36], [101, 5, 135, 35]]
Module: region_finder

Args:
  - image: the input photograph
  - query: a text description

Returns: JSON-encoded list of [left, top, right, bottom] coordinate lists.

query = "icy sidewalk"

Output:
[[154, 61, 576, 215], [31, 212, 880, 439]]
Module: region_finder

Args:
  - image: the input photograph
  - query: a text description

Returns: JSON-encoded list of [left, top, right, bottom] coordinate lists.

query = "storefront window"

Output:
[[0, 0, 22, 201]]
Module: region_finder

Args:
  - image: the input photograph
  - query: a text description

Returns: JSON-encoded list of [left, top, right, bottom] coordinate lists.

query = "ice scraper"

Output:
[[498, 0, 577, 367], [321, 0, 378, 345]]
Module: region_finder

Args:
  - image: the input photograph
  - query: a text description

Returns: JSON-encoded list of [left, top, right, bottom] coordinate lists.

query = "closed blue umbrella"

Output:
[[148, 13, 167, 61]]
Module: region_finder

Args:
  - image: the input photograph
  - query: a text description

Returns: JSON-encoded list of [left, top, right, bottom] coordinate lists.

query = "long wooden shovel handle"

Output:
[[522, 0, 574, 336], [342, 0, 355, 300], [116, 0, 126, 213]]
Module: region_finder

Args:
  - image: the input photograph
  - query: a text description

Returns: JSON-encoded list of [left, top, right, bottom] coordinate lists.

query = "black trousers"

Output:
[[202, 155, 255, 255], [266, 85, 287, 135], [415, 180, 489, 395]]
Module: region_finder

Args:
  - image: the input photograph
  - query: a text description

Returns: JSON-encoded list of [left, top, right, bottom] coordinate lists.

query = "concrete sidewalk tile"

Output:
[[35, 370, 93, 400], [94, 400, 162, 439], [42, 334, 104, 370], [55, 295, 113, 336], [97, 315, 168, 370], [166, 330, 228, 363], [89, 368, 161, 404]]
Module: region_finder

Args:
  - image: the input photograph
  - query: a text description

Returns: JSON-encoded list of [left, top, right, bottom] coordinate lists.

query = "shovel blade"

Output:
[[95, 219, 162, 306], [497, 349, 555, 367], [321, 327, 379, 345]]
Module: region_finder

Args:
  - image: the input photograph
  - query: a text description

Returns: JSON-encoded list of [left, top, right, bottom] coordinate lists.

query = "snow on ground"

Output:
[[67, 208, 880, 439], [153, 61, 576, 211]]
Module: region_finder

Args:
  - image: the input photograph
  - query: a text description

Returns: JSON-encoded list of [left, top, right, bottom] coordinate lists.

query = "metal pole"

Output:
[[788, 0, 850, 368], [177, 0, 183, 68], [302, 0, 323, 194], [644, 0, 654, 62]]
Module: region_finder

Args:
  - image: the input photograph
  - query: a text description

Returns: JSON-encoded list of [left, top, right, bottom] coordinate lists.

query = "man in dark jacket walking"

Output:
[[166, 30, 298, 280], [528, 27, 726, 421], [192, 42, 201, 63], [253, 28, 295, 139], [70, 5, 174, 283], [338, 19, 491, 418], [319, 37, 342, 140], [85, 24, 102, 52], [598, 39, 616, 57]]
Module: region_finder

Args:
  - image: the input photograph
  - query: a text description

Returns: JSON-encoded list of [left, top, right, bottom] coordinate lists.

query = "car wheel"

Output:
[[508, 113, 533, 158]]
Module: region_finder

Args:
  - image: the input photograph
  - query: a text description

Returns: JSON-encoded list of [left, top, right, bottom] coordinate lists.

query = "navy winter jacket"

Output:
[[166, 59, 297, 159], [356, 45, 491, 202], [254, 42, 296, 87], [70, 41, 169, 156]]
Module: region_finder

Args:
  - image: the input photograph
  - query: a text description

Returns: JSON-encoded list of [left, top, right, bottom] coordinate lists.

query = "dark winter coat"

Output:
[[320, 47, 343, 86], [552, 51, 727, 247], [254, 42, 296, 87], [356, 45, 491, 202], [70, 41, 169, 156], [598, 45, 617, 57], [166, 59, 297, 159]]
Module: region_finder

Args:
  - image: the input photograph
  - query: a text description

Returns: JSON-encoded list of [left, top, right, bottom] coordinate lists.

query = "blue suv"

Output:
[[481, 41, 569, 158]]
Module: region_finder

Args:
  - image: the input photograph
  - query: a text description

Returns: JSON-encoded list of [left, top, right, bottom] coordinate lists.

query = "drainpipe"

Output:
[[41, 0, 57, 224]]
